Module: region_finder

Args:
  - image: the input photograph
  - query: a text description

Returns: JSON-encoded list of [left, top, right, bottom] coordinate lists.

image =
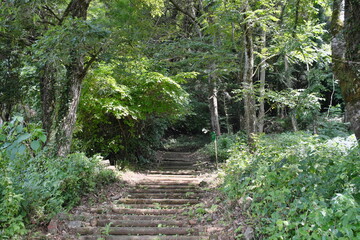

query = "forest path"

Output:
[[54, 151, 216, 240]]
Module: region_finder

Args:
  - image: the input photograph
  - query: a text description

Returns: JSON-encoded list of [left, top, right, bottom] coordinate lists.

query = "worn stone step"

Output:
[[126, 193, 200, 199], [144, 174, 198, 178], [136, 183, 198, 187], [158, 169, 198, 172], [79, 235, 210, 240], [138, 181, 200, 185], [51, 151, 212, 239], [143, 170, 200, 175], [59, 214, 176, 221], [129, 188, 203, 193], [139, 180, 199, 185], [159, 165, 197, 169], [74, 226, 202, 235], [90, 207, 184, 215], [83, 214, 180, 221], [116, 203, 185, 209], [161, 157, 195, 161], [160, 162, 196, 166], [96, 219, 189, 227], [140, 176, 199, 180], [117, 198, 199, 205]]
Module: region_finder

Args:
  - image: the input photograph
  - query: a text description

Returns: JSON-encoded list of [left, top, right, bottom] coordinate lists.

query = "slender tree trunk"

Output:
[[284, 55, 292, 88], [209, 75, 221, 136], [258, 31, 266, 133], [331, 0, 360, 140], [284, 53, 298, 131], [189, 0, 202, 38], [242, 2, 256, 142], [40, 64, 57, 144], [223, 92, 232, 134]]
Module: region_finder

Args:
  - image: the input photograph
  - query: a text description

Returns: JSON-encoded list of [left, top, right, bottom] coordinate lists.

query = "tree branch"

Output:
[[168, 0, 196, 22], [252, 54, 278, 78], [81, 46, 104, 79], [42, 5, 62, 24], [168, 0, 202, 35]]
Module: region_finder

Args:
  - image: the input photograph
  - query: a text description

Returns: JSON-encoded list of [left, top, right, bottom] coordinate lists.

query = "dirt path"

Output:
[[51, 151, 220, 240]]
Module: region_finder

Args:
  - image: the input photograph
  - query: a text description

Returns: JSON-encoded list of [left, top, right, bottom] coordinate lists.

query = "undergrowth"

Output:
[[0, 116, 116, 239], [221, 132, 359, 239]]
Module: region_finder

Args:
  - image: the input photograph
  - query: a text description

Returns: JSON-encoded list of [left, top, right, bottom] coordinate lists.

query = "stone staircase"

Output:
[[58, 152, 212, 240]]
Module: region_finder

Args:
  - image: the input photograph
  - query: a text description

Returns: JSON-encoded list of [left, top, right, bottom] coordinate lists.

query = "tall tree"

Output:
[[242, 0, 257, 140], [37, 0, 104, 156], [331, 0, 360, 140]]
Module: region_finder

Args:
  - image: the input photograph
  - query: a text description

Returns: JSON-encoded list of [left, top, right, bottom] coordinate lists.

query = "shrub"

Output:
[[222, 132, 359, 239], [0, 116, 116, 239], [202, 133, 247, 162]]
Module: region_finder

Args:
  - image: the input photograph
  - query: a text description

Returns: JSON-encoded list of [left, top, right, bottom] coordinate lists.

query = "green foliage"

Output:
[[267, 88, 323, 124], [0, 116, 46, 161], [0, 176, 27, 238], [202, 133, 247, 162], [74, 59, 191, 164], [0, 116, 116, 238], [222, 132, 359, 239], [317, 105, 350, 138]]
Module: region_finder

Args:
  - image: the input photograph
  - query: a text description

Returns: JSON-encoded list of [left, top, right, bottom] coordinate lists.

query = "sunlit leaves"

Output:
[[0, 116, 47, 161], [222, 132, 359, 239]]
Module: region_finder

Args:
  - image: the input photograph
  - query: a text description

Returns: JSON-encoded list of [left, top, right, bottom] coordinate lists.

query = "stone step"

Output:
[[74, 226, 202, 235], [144, 174, 198, 178], [96, 219, 190, 227], [79, 235, 210, 240], [142, 177, 198, 182], [115, 203, 185, 209], [129, 188, 203, 193], [90, 207, 184, 215], [158, 165, 197, 170], [70, 214, 181, 221], [117, 198, 199, 205], [158, 168, 198, 172], [138, 180, 200, 185], [143, 170, 200, 175], [59, 214, 177, 221], [160, 161, 196, 166], [125, 193, 200, 199], [51, 151, 212, 239], [136, 183, 198, 187], [161, 157, 195, 161]]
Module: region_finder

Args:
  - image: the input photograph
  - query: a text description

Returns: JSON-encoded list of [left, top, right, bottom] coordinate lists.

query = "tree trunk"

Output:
[[284, 54, 292, 88], [40, 64, 57, 144], [343, 0, 360, 140], [291, 114, 298, 131], [258, 31, 266, 133], [56, 54, 86, 156], [331, 0, 360, 140], [41, 0, 92, 156], [223, 92, 232, 134], [209, 76, 221, 136], [242, 2, 256, 142]]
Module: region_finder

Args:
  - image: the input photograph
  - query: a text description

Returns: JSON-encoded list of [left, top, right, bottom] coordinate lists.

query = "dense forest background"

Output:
[[0, 0, 359, 239]]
